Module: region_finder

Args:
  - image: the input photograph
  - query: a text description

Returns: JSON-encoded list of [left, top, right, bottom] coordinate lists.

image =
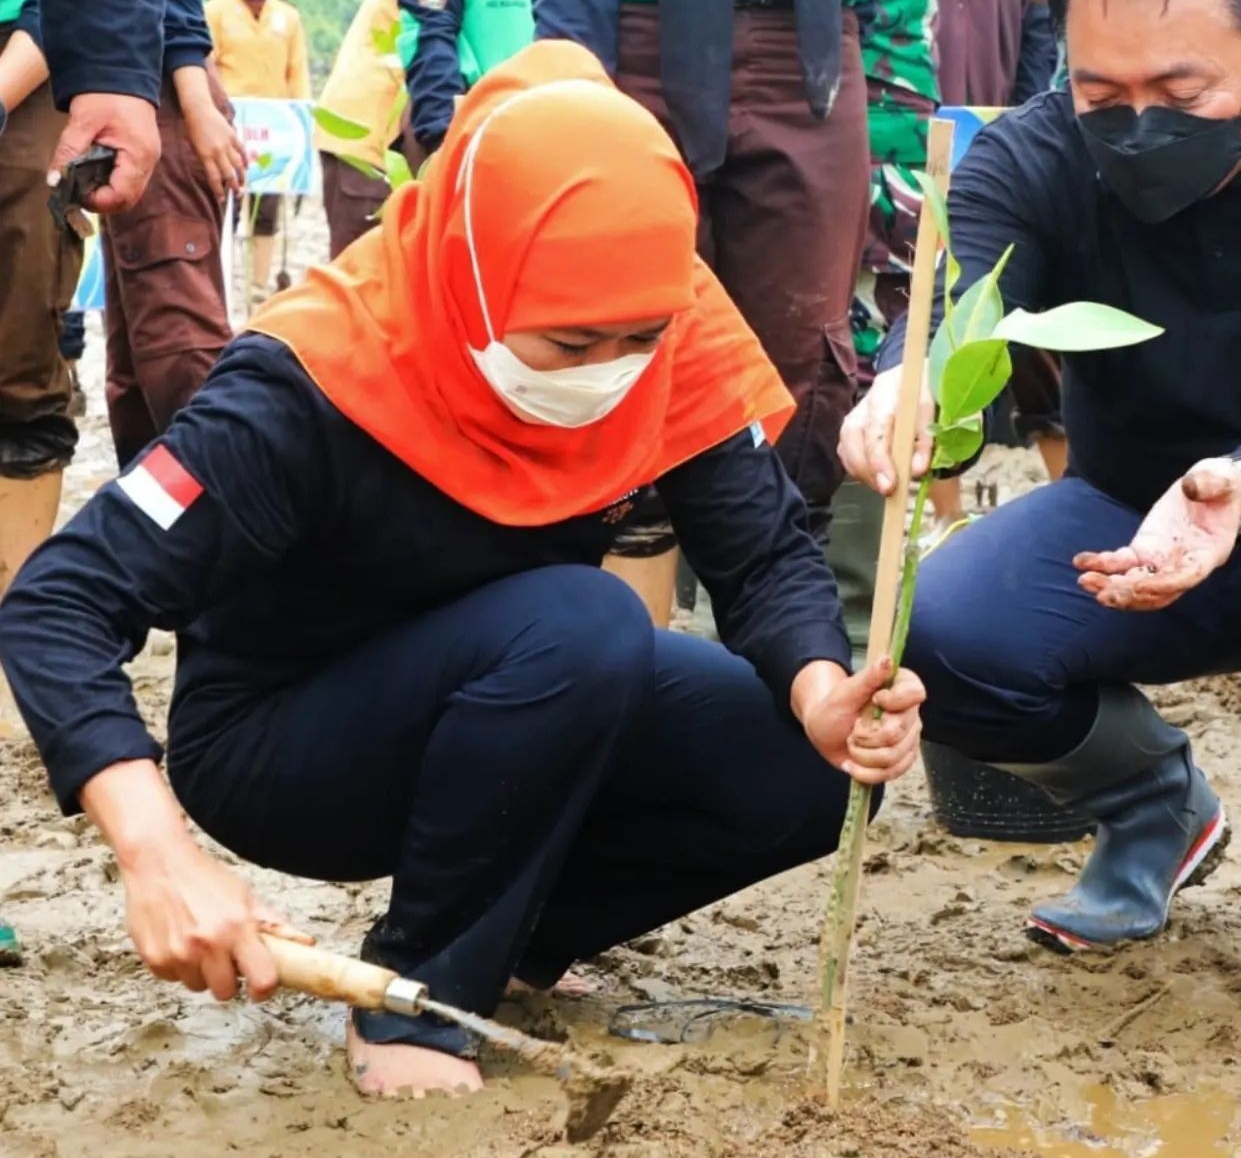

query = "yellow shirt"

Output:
[[205, 0, 312, 100], [312, 0, 405, 168]]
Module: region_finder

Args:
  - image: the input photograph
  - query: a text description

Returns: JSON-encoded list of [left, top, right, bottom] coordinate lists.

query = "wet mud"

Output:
[[2, 230, 1239, 1155]]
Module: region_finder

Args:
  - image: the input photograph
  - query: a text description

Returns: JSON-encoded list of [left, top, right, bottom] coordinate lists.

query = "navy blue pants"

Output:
[[59, 310, 86, 363], [905, 477, 1241, 766], [168, 566, 863, 1051]]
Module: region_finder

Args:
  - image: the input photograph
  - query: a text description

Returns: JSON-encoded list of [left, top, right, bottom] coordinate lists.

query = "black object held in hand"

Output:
[[48, 145, 118, 237]]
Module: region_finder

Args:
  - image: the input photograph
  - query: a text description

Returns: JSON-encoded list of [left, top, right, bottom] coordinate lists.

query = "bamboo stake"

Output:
[[815, 117, 956, 1107]]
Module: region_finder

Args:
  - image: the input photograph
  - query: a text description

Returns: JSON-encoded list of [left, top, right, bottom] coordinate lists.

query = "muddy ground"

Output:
[[3, 210, 1240, 1158]]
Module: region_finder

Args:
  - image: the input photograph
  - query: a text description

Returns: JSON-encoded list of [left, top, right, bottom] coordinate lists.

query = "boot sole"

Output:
[[1025, 808, 1231, 956]]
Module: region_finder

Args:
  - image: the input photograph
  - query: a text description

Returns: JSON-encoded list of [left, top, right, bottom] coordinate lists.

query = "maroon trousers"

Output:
[[101, 75, 233, 469], [613, 5, 869, 546]]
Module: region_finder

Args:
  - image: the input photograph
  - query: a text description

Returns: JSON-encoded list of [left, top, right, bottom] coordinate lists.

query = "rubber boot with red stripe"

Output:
[[997, 685, 1230, 954]]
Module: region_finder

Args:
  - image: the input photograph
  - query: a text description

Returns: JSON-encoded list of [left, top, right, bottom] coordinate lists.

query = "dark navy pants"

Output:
[[905, 477, 1241, 766], [168, 566, 864, 1051]]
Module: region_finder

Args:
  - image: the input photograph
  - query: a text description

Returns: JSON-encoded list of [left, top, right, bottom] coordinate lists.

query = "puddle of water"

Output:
[[972, 1085, 1236, 1157]]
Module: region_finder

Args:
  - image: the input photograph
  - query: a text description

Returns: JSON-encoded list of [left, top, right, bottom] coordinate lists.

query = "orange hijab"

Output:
[[250, 40, 793, 526]]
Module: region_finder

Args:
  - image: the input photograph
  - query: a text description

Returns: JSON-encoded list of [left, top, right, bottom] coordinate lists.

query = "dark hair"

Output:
[[1050, 0, 1241, 35]]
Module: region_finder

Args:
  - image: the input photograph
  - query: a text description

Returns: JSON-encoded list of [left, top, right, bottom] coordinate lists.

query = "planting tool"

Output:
[[815, 116, 956, 1107], [262, 935, 630, 1141]]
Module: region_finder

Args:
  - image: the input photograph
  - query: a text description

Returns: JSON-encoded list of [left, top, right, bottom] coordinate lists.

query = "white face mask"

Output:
[[458, 82, 656, 428], [470, 343, 654, 428]]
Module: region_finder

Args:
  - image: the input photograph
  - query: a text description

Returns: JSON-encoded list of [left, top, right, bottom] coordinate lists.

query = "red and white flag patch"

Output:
[[117, 445, 204, 531]]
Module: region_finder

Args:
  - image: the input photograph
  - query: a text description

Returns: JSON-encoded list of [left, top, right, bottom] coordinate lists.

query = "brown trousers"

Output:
[[321, 151, 390, 259], [102, 75, 234, 469], [613, 5, 870, 547], [0, 33, 83, 479]]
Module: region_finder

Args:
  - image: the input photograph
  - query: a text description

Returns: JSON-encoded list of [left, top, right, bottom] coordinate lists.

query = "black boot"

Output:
[[996, 685, 1229, 953]]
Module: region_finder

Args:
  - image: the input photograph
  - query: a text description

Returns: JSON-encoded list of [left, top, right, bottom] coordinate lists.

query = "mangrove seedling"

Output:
[[817, 168, 1163, 1103]]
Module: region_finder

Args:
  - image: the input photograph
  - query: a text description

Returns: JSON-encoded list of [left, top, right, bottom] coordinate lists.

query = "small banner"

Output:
[[935, 106, 1007, 170], [71, 221, 106, 312], [232, 97, 322, 196]]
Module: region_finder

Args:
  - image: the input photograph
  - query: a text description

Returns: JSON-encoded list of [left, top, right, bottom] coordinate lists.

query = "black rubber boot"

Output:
[[996, 685, 1229, 954]]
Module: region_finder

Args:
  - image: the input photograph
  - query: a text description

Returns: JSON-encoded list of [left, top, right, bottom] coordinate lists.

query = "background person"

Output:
[[205, 0, 311, 300], [315, 0, 405, 259], [0, 0, 75, 972], [398, 0, 534, 162], [0, 0, 83, 596], [101, 48, 241, 470], [841, 0, 939, 661], [541, 0, 873, 629]]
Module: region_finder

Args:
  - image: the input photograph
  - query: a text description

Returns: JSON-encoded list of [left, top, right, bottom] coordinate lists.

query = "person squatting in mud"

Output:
[[0, 43, 927, 1098], [840, 0, 1241, 955]]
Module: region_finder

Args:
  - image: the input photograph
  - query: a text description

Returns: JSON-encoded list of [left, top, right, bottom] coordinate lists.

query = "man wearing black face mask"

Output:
[[838, 0, 1241, 956]]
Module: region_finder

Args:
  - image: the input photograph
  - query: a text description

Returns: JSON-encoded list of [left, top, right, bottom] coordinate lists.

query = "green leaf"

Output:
[[912, 168, 950, 253], [385, 149, 413, 188], [938, 338, 1013, 425], [929, 415, 985, 470], [337, 153, 387, 182], [312, 105, 371, 141], [928, 254, 1008, 402], [371, 18, 400, 56], [928, 318, 953, 404], [254, 152, 273, 171], [945, 249, 961, 298], [385, 86, 409, 136], [962, 245, 1013, 343], [992, 302, 1164, 351]]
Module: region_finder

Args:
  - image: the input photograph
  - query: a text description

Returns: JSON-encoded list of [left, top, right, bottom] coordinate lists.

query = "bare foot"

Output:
[[346, 1019, 484, 1097], [505, 969, 599, 999]]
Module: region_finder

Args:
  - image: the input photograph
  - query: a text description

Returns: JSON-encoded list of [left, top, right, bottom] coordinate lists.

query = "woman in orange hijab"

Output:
[[0, 42, 924, 1095]]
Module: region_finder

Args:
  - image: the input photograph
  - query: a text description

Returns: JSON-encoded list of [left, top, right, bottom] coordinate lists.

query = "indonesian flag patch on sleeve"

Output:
[[117, 445, 205, 530]]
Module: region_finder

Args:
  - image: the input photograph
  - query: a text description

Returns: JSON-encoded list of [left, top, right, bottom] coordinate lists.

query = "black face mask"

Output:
[[1078, 104, 1241, 224]]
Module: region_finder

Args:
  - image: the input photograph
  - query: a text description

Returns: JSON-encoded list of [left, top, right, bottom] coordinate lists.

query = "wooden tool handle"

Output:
[[262, 934, 396, 1010]]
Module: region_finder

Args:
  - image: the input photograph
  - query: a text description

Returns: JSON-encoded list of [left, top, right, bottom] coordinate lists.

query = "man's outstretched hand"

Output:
[[1075, 458, 1241, 611], [49, 93, 160, 213]]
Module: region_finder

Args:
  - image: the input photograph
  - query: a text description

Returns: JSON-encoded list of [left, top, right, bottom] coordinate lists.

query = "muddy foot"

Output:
[[345, 1019, 484, 1097], [506, 970, 599, 999]]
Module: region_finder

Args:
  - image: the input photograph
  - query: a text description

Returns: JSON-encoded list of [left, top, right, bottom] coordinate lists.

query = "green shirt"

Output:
[[398, 0, 533, 88], [0, 0, 27, 25]]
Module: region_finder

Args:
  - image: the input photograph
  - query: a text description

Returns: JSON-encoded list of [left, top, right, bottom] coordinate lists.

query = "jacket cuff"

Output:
[[164, 48, 208, 76], [44, 714, 164, 815], [15, 7, 43, 51], [51, 64, 161, 110], [757, 623, 855, 711]]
